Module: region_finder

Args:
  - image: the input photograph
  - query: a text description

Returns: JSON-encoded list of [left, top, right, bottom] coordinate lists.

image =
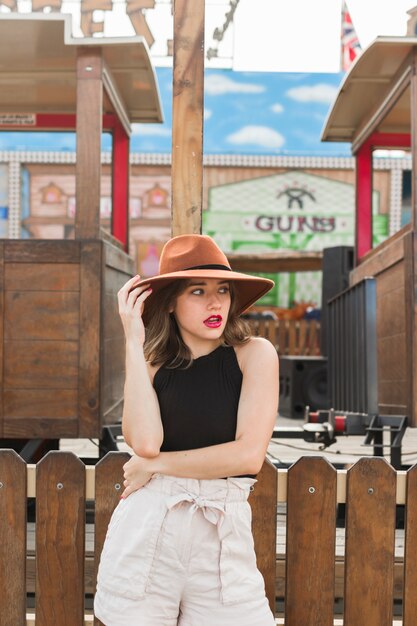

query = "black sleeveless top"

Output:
[[153, 345, 254, 477]]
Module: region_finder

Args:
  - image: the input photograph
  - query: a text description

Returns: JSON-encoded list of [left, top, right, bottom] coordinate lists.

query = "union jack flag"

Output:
[[341, 1, 361, 72]]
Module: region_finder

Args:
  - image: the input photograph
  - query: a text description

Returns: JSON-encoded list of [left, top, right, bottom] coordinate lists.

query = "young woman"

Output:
[[94, 234, 279, 626]]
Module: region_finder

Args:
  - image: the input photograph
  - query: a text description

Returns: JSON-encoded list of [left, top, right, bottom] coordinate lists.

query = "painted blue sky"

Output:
[[0, 67, 350, 157]]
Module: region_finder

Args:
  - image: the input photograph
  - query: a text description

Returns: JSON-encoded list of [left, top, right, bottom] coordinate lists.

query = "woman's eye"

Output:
[[219, 287, 230, 294], [191, 288, 203, 295]]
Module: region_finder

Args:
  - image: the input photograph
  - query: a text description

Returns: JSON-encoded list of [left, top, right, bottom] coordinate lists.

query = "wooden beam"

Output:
[[75, 48, 103, 240], [368, 131, 411, 149], [227, 251, 323, 274], [408, 47, 417, 426], [102, 61, 131, 137], [171, 0, 205, 236], [412, 49, 417, 233]]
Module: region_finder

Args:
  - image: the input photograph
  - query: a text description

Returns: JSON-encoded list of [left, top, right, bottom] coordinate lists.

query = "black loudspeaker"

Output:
[[321, 246, 354, 355], [279, 356, 330, 419]]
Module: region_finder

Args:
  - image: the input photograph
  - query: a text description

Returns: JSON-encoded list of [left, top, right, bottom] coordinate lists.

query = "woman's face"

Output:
[[171, 278, 231, 348]]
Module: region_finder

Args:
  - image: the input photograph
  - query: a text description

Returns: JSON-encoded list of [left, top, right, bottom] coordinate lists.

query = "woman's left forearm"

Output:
[[145, 438, 265, 479]]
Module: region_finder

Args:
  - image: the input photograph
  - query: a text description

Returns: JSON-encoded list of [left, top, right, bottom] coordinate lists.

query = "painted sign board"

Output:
[[203, 171, 387, 307]]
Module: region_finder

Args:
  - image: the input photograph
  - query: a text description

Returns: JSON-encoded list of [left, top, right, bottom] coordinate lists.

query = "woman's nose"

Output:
[[208, 294, 221, 308]]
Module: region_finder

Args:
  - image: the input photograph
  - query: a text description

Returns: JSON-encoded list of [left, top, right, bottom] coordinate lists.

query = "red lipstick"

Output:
[[203, 315, 223, 328]]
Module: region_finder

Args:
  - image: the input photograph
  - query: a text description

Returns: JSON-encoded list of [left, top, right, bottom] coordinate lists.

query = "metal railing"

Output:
[[327, 278, 377, 413]]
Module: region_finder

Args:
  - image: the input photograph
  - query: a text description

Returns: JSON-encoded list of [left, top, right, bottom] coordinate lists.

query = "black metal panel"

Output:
[[321, 246, 354, 355], [327, 278, 377, 414]]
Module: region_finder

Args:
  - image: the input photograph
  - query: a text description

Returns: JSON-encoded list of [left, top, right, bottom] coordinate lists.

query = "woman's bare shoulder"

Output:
[[234, 337, 278, 370]]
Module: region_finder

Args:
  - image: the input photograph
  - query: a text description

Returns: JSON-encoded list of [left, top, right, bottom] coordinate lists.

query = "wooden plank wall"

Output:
[[0, 240, 135, 439], [377, 259, 408, 416], [0, 242, 81, 438], [350, 229, 411, 420]]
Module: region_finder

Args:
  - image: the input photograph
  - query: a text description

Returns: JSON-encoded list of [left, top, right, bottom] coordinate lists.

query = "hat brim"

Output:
[[136, 269, 274, 323]]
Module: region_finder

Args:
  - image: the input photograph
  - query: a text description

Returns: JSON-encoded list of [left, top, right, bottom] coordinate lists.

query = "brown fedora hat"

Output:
[[137, 234, 274, 317]]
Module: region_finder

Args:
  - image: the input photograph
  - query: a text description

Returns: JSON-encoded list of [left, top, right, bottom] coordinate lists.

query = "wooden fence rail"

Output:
[[248, 319, 321, 356], [0, 450, 416, 625]]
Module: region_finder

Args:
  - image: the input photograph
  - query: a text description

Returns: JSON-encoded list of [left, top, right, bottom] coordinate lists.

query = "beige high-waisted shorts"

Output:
[[94, 473, 275, 626]]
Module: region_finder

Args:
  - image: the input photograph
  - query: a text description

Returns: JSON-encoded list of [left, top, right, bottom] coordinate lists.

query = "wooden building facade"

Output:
[[323, 36, 417, 427], [0, 14, 162, 443]]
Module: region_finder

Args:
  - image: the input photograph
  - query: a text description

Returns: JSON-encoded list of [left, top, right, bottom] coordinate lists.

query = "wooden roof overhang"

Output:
[[0, 13, 163, 250], [321, 36, 417, 261]]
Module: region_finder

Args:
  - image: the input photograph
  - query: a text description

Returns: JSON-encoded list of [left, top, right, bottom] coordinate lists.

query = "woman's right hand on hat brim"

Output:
[[117, 275, 152, 345]]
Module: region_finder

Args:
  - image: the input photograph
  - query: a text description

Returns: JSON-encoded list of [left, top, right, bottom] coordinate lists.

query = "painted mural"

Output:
[[12, 162, 392, 308], [20, 164, 172, 273]]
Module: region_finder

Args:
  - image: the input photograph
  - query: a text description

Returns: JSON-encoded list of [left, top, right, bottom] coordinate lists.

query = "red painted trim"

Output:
[[356, 141, 373, 261], [111, 118, 130, 251], [368, 132, 411, 149], [0, 113, 116, 130]]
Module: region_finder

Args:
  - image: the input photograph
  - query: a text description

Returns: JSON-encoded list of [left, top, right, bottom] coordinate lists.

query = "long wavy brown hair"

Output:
[[143, 279, 251, 368]]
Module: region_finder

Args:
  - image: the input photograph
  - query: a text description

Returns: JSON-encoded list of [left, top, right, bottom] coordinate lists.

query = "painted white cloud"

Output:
[[205, 74, 265, 96], [227, 125, 285, 149], [132, 124, 171, 137], [204, 109, 213, 120], [285, 83, 338, 104], [270, 103, 284, 114]]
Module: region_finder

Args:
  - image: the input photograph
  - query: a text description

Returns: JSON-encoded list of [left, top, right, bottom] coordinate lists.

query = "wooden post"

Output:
[[75, 48, 103, 240], [411, 49, 417, 233], [0, 450, 27, 625], [344, 458, 396, 626], [404, 464, 417, 624], [409, 48, 417, 426], [94, 452, 131, 626], [285, 457, 337, 626], [249, 459, 278, 613], [36, 452, 86, 626], [171, 0, 205, 236]]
